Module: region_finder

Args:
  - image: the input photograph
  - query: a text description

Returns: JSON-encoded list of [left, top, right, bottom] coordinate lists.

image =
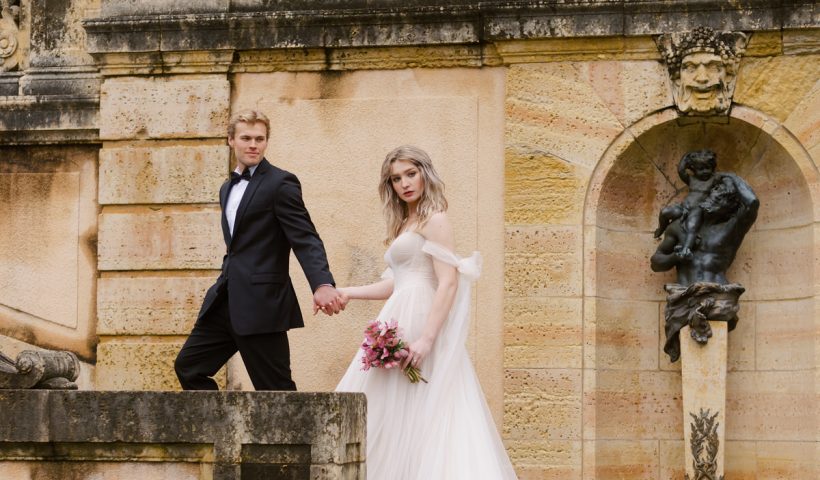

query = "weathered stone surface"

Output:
[[99, 76, 230, 140], [586, 440, 659, 479], [594, 227, 667, 301], [0, 73, 21, 96], [755, 441, 819, 478], [504, 369, 582, 441], [783, 78, 820, 152], [734, 54, 820, 123], [504, 297, 582, 369], [505, 225, 582, 298], [97, 275, 216, 335], [99, 144, 228, 205], [1, 172, 81, 327], [84, 1, 818, 55], [98, 208, 223, 271], [0, 461, 203, 480], [0, 390, 366, 479], [19, 70, 100, 97], [95, 341, 198, 391], [493, 37, 659, 64], [755, 298, 815, 371], [783, 28, 820, 54], [506, 63, 623, 170], [592, 370, 682, 440], [0, 96, 99, 145], [505, 147, 589, 226], [727, 370, 816, 442], [574, 60, 672, 128], [29, 0, 96, 69], [505, 439, 582, 480], [748, 226, 814, 301], [0, 146, 98, 360], [593, 298, 658, 370], [101, 0, 229, 17]]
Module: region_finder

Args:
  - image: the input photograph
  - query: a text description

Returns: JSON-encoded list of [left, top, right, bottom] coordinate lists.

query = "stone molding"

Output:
[[0, 94, 98, 144], [84, 1, 817, 58]]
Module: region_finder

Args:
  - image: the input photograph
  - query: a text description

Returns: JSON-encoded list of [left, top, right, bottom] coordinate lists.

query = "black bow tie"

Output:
[[230, 170, 252, 185]]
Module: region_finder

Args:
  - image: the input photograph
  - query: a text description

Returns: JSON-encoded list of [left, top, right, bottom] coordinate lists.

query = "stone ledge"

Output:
[[0, 96, 99, 145], [84, 1, 819, 56], [0, 390, 366, 480]]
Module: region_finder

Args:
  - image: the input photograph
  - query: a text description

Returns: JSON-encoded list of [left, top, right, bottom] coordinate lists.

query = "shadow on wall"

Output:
[[585, 107, 816, 477]]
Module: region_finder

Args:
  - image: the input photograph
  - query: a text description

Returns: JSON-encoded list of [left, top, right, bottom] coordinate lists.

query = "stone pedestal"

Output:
[[680, 321, 727, 480]]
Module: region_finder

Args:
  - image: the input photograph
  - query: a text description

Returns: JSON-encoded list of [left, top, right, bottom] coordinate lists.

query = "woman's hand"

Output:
[[403, 336, 434, 370], [337, 288, 350, 309]]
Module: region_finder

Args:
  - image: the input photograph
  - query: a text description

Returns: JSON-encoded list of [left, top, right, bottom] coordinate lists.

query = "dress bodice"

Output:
[[383, 232, 436, 289]]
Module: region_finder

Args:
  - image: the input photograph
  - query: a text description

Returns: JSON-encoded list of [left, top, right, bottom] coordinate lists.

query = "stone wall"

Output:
[[0, 1, 817, 478]]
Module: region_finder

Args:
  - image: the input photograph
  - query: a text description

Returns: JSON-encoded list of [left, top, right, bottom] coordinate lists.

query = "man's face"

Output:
[[678, 52, 728, 114], [228, 121, 268, 170]]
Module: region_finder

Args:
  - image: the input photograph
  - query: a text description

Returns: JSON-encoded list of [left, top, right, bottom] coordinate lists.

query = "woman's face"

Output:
[[390, 159, 424, 208]]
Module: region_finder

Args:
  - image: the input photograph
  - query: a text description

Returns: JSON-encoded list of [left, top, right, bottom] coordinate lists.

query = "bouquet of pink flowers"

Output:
[[361, 319, 427, 384]]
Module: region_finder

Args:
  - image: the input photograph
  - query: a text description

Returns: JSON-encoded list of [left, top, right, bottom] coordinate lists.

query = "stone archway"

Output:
[[583, 106, 818, 477]]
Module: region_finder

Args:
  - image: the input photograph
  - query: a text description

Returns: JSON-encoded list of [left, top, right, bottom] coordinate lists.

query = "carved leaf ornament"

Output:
[[684, 408, 724, 480]]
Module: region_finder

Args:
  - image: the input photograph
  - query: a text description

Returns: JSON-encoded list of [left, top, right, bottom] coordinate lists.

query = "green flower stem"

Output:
[[404, 365, 429, 384]]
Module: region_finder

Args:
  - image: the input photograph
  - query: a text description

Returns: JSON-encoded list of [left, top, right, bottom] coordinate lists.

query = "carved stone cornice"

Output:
[[83, 0, 819, 63], [0, 94, 98, 144]]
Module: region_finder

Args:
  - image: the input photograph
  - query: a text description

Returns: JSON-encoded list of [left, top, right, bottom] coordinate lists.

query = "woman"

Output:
[[335, 145, 518, 479]]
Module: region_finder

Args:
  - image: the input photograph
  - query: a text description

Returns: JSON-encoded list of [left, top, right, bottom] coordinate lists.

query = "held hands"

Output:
[[403, 335, 434, 370], [313, 285, 348, 316]]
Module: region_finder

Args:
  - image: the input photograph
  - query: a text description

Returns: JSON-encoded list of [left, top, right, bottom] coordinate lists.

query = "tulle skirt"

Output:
[[336, 281, 518, 480]]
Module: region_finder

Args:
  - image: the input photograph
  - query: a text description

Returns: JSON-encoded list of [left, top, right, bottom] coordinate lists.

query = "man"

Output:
[[175, 109, 343, 391]]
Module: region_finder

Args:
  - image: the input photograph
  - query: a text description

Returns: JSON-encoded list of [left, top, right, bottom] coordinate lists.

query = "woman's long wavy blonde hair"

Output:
[[380, 145, 448, 245]]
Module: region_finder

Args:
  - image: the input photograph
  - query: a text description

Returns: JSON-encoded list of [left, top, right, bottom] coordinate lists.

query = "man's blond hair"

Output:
[[228, 109, 270, 138]]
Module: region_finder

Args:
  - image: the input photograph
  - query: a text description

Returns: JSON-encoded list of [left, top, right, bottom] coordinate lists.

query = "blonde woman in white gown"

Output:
[[334, 145, 518, 480]]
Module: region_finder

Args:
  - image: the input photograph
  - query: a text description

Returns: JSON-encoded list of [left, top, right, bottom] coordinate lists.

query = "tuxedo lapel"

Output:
[[219, 181, 232, 247], [231, 159, 270, 239]]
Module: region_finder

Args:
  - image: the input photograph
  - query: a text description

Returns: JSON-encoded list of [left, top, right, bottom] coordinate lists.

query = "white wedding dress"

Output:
[[336, 231, 518, 480]]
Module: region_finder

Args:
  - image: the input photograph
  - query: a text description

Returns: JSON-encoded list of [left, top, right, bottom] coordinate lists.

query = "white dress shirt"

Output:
[[225, 165, 257, 236]]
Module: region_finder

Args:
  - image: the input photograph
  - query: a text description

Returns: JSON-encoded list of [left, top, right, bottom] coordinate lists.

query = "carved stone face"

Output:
[[676, 52, 730, 115]]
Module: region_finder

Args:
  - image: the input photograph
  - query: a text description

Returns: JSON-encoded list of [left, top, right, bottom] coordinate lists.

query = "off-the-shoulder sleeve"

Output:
[[422, 240, 482, 281]]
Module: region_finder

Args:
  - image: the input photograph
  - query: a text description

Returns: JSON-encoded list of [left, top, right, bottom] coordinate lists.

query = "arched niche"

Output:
[[583, 106, 818, 476]]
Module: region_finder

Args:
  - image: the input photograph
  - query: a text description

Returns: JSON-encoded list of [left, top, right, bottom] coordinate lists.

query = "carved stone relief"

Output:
[[0, 348, 80, 389], [684, 408, 724, 480], [0, 0, 21, 72], [657, 26, 748, 116]]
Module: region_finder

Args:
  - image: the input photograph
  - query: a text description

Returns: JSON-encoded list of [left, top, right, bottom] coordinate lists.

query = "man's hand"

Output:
[[313, 285, 345, 316]]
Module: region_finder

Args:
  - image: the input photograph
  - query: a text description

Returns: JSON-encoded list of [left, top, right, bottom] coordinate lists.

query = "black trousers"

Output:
[[174, 293, 297, 391]]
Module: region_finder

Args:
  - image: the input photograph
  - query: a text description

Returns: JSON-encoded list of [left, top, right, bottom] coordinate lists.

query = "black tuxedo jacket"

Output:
[[197, 158, 334, 335]]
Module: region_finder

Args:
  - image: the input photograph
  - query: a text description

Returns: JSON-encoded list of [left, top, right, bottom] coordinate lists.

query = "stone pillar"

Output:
[[680, 321, 727, 480]]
